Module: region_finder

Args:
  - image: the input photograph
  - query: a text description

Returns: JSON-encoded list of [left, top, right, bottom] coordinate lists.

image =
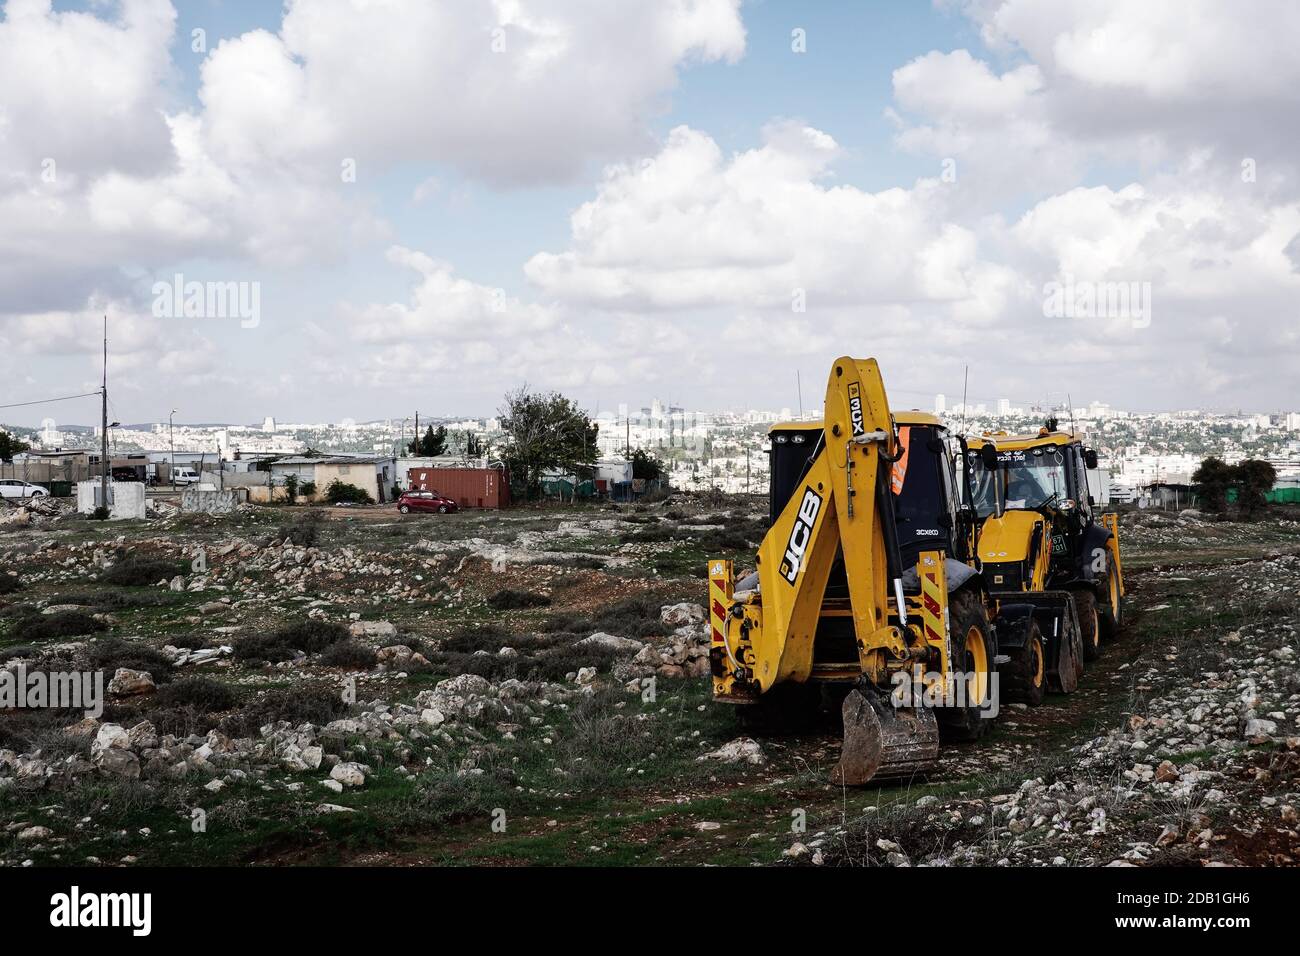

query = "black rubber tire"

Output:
[[1003, 618, 1046, 707], [399, 504, 410, 514], [1100, 562, 1122, 640], [936, 588, 997, 742], [1075, 588, 1102, 662], [438, 505, 448, 513]]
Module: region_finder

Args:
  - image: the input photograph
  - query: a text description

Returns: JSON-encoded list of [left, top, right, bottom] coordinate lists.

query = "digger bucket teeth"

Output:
[[832, 687, 940, 786]]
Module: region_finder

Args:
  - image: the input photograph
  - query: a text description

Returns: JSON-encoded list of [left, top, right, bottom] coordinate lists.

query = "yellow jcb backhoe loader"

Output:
[[960, 428, 1124, 705], [708, 358, 997, 785]]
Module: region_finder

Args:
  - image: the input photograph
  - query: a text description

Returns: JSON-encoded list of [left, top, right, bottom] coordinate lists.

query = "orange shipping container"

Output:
[[409, 467, 510, 509]]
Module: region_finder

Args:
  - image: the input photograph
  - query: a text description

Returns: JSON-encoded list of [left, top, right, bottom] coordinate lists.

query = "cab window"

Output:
[[891, 425, 950, 562]]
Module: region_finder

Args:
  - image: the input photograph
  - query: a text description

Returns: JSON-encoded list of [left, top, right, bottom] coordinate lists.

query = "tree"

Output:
[[499, 387, 598, 499], [1234, 459, 1276, 518], [630, 448, 665, 481], [1191, 456, 1233, 513], [408, 425, 447, 457], [0, 430, 31, 464], [324, 479, 373, 505]]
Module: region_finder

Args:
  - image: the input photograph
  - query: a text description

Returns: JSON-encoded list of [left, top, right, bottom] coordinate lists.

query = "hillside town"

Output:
[[4, 395, 1299, 507]]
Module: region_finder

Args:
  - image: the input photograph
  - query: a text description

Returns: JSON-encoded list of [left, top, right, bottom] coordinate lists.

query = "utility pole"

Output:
[[169, 409, 177, 491], [414, 411, 419, 456], [100, 316, 109, 512]]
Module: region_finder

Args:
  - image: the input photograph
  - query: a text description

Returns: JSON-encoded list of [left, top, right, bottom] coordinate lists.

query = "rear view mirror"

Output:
[[1084, 448, 1099, 469], [980, 445, 999, 470]]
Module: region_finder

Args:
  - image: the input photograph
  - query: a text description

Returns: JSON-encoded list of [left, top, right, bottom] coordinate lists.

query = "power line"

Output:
[[0, 390, 101, 411]]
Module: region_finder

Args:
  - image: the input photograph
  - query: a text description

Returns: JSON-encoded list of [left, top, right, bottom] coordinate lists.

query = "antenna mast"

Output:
[[959, 364, 969, 436], [100, 316, 109, 512]]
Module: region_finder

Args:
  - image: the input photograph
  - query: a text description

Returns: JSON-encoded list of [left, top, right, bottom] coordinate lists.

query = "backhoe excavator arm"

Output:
[[713, 358, 913, 699]]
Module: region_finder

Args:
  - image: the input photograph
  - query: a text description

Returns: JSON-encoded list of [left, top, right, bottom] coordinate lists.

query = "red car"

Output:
[[397, 490, 459, 514]]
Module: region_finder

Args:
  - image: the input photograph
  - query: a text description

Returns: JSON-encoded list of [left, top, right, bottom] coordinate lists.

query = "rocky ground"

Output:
[[787, 508, 1300, 867], [0, 498, 1297, 867]]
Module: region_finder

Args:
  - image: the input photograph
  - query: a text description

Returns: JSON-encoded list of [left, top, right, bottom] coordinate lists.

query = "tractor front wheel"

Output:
[[1004, 618, 1046, 707], [1076, 589, 1102, 662], [1100, 562, 1122, 640]]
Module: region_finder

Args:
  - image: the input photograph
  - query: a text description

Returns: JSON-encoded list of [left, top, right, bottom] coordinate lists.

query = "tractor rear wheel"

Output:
[[1004, 618, 1046, 707], [936, 589, 996, 742], [1076, 589, 1101, 662]]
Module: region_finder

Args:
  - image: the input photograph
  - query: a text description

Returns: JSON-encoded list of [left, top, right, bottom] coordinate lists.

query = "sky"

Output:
[[1, 0, 1298, 427]]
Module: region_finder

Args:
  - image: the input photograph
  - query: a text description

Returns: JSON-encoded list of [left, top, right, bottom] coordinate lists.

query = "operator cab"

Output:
[[965, 430, 1095, 521], [768, 415, 963, 568], [891, 412, 964, 568], [768, 422, 823, 526]]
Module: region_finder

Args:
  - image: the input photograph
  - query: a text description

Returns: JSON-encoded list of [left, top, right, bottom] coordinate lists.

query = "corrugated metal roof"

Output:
[[271, 455, 393, 466]]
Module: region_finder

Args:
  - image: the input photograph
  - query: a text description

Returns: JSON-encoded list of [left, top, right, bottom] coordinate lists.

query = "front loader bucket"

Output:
[[831, 686, 940, 786]]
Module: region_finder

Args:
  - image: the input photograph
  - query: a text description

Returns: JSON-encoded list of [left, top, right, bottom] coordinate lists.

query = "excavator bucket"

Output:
[[832, 686, 940, 786]]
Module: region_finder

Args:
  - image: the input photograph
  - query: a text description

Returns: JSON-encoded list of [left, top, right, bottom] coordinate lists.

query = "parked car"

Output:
[[170, 467, 202, 486], [0, 479, 49, 498], [396, 490, 458, 514]]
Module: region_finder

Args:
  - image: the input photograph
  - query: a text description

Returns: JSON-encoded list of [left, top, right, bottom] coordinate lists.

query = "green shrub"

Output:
[[11, 610, 107, 643], [618, 524, 679, 544], [0, 708, 87, 755], [300, 481, 317, 498], [149, 705, 211, 737], [233, 619, 349, 663], [486, 589, 552, 610], [165, 632, 209, 650], [317, 640, 378, 669], [43, 590, 179, 611], [101, 557, 185, 587], [83, 636, 173, 682], [324, 480, 373, 505], [541, 595, 669, 639], [223, 684, 348, 736], [274, 619, 349, 652], [0, 573, 23, 595], [528, 644, 620, 682], [232, 632, 297, 664], [150, 677, 239, 713], [439, 624, 513, 654]]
